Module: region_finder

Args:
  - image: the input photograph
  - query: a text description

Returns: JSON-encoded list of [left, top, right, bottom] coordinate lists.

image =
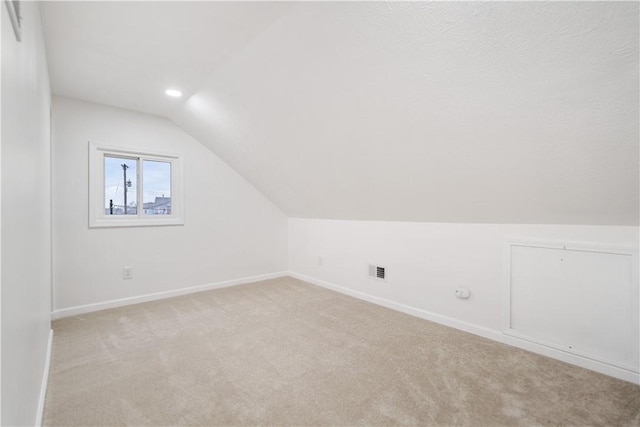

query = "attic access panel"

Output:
[[505, 240, 639, 373]]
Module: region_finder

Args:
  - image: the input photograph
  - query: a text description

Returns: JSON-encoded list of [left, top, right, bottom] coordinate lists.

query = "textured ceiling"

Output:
[[42, 2, 639, 225]]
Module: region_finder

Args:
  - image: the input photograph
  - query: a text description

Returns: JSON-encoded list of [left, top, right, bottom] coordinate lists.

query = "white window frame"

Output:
[[89, 142, 184, 228]]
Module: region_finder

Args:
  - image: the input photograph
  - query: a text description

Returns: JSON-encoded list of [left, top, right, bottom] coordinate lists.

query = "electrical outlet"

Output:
[[318, 256, 323, 266], [455, 288, 470, 299], [123, 267, 133, 280]]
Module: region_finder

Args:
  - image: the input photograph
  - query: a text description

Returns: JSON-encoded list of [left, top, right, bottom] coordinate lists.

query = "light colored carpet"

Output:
[[44, 277, 640, 426]]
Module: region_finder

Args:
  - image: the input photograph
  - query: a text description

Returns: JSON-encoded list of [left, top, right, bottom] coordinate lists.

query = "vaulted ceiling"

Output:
[[41, 1, 639, 225]]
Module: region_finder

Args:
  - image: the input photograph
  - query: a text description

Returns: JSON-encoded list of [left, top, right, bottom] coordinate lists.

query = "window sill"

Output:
[[89, 217, 184, 228]]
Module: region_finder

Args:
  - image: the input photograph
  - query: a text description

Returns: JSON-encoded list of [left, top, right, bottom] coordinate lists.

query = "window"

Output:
[[89, 143, 183, 227]]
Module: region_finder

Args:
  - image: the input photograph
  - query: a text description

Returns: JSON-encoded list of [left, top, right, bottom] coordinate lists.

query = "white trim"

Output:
[[51, 272, 288, 320], [288, 271, 640, 385], [88, 142, 184, 228], [503, 236, 638, 255], [504, 329, 639, 372], [36, 329, 53, 427], [502, 237, 639, 374]]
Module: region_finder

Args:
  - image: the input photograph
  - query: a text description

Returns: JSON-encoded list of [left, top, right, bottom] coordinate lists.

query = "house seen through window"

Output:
[[104, 157, 171, 216]]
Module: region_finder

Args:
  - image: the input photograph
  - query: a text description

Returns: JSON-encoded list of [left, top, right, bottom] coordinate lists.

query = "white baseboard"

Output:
[[36, 329, 53, 427], [51, 272, 288, 320], [288, 271, 640, 385]]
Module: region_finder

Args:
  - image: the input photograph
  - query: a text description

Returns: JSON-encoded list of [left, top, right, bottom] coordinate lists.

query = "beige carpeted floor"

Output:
[[44, 277, 640, 426]]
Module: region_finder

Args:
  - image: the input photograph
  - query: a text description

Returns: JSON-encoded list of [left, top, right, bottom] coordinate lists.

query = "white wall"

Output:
[[1, 2, 52, 425], [52, 97, 287, 313], [288, 218, 639, 382]]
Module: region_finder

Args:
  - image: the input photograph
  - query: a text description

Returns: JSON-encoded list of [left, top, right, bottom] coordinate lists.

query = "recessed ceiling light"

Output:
[[165, 89, 182, 98]]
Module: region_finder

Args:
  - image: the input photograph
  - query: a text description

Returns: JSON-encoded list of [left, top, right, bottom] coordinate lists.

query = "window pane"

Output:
[[104, 156, 137, 215], [143, 160, 171, 215]]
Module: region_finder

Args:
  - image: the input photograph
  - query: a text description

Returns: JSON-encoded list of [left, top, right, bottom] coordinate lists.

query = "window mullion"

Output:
[[137, 157, 143, 218]]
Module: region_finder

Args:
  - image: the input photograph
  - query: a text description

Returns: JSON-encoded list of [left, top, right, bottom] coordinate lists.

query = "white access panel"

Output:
[[506, 242, 639, 372]]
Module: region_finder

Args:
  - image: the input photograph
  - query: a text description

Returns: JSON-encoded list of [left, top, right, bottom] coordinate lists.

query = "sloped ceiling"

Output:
[[40, 1, 294, 117], [41, 2, 639, 225]]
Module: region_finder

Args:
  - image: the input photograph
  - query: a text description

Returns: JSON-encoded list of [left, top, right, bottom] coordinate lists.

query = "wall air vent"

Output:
[[368, 264, 386, 281]]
